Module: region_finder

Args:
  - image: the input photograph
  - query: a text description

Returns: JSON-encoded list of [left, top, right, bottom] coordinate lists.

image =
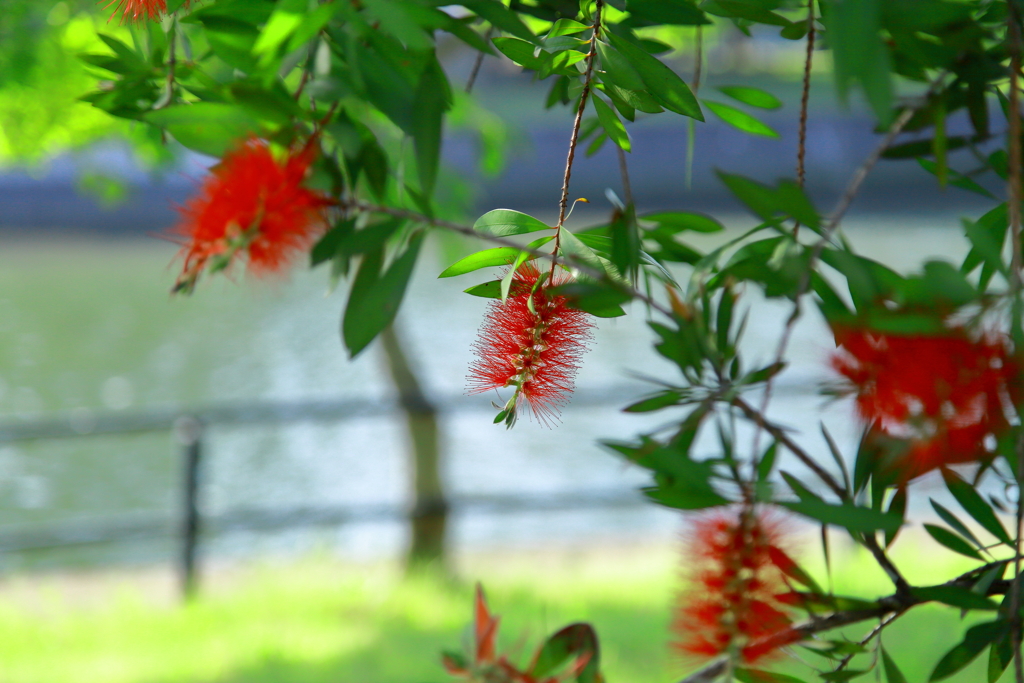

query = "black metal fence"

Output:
[[0, 381, 816, 597], [0, 388, 653, 596]]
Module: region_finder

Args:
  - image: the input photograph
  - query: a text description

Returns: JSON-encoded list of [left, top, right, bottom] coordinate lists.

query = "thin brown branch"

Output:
[[796, 0, 815, 195], [676, 567, 1014, 683], [555, 0, 603, 232], [1009, 8, 1024, 683], [465, 27, 494, 94], [339, 198, 675, 318], [731, 396, 846, 500], [833, 610, 904, 673], [156, 14, 177, 110]]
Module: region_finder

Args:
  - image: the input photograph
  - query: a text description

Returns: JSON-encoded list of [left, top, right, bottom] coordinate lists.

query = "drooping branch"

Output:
[[338, 198, 675, 318], [796, 0, 815, 196], [675, 564, 1014, 683]]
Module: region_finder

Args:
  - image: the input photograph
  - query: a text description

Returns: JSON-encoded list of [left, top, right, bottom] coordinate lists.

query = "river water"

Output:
[[0, 211, 986, 571]]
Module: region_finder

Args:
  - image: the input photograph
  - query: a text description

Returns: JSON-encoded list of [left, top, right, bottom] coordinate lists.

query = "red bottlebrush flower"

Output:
[[672, 508, 798, 665], [171, 137, 332, 293], [467, 262, 594, 426], [102, 0, 191, 23], [831, 326, 1018, 478]]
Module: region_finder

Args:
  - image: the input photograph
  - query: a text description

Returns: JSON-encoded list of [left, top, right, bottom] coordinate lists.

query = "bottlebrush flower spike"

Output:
[[467, 262, 594, 427], [673, 507, 798, 665], [831, 326, 1018, 479], [171, 137, 333, 294], [102, 0, 191, 23]]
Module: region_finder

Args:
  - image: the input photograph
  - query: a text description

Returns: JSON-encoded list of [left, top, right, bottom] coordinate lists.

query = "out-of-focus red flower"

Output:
[[172, 137, 332, 293], [102, 0, 190, 23], [672, 508, 798, 665], [467, 263, 594, 426], [831, 326, 1018, 478]]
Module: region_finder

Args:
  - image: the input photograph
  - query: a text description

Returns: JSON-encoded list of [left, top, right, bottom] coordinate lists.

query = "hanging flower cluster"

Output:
[[102, 0, 191, 23], [672, 507, 797, 665], [466, 262, 594, 427], [171, 137, 333, 293], [831, 326, 1018, 478]]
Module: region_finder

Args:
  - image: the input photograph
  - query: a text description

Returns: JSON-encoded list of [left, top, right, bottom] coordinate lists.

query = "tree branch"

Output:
[[338, 198, 675, 319], [556, 0, 603, 230], [731, 396, 846, 500], [676, 565, 1014, 683]]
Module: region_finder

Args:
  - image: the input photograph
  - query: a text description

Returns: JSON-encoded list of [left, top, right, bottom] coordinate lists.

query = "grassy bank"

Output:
[[0, 538, 1007, 683]]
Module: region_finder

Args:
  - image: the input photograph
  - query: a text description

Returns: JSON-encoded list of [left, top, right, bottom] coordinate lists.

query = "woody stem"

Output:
[[550, 0, 604, 282]]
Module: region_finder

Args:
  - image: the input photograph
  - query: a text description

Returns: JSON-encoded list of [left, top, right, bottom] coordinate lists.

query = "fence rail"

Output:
[[0, 380, 817, 596]]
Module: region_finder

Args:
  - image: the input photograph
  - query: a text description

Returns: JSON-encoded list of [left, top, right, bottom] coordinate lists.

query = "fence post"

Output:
[[173, 415, 203, 600]]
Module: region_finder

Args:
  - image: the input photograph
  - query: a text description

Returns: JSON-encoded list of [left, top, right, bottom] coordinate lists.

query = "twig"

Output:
[[156, 14, 177, 110], [833, 610, 905, 672], [338, 198, 675, 319], [1007, 6, 1024, 682], [746, 73, 944, 495], [676, 567, 1016, 683], [555, 0, 603, 233], [796, 0, 815, 197], [465, 27, 494, 94], [731, 396, 846, 500]]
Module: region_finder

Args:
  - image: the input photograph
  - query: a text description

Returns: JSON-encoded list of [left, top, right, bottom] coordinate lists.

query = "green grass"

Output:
[[0, 538, 1010, 683]]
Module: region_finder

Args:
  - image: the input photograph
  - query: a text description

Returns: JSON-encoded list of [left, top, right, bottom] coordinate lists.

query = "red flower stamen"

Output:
[[672, 508, 797, 665], [467, 263, 594, 426], [102, 0, 191, 23], [831, 326, 1018, 478], [171, 137, 332, 293]]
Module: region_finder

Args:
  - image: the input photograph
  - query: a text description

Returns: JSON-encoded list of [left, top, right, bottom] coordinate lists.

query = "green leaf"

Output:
[[706, 0, 791, 26], [924, 524, 983, 560], [553, 282, 628, 318], [641, 211, 723, 233], [474, 209, 551, 237], [735, 669, 809, 683], [943, 470, 1012, 545], [717, 86, 782, 110], [492, 37, 545, 70], [461, 0, 538, 44], [595, 40, 647, 93], [342, 235, 423, 357], [881, 647, 908, 683], [930, 621, 1008, 681], [144, 103, 264, 157], [439, 237, 553, 278], [704, 100, 778, 137], [253, 0, 306, 61], [464, 280, 503, 298], [530, 623, 601, 683], [411, 59, 450, 195], [823, 0, 892, 123], [547, 18, 589, 37], [913, 585, 998, 611], [559, 229, 609, 275], [311, 218, 356, 267], [716, 174, 819, 229], [625, 0, 711, 26], [781, 499, 903, 534], [624, 391, 682, 412], [606, 32, 703, 121], [917, 159, 996, 199], [591, 95, 631, 152]]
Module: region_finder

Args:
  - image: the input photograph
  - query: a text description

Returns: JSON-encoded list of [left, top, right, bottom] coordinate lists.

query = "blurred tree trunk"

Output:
[[380, 323, 448, 572]]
